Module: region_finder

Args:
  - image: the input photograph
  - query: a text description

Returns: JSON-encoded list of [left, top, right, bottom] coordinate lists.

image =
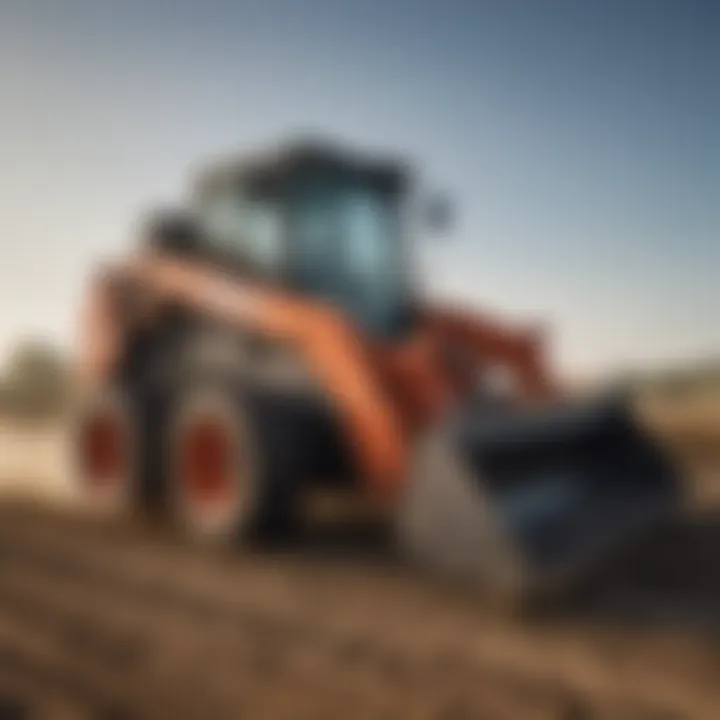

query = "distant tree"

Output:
[[0, 339, 69, 419]]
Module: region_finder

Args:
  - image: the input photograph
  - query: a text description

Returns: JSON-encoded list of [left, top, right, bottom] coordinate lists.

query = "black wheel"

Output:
[[73, 387, 139, 513], [115, 318, 313, 543], [166, 381, 301, 545]]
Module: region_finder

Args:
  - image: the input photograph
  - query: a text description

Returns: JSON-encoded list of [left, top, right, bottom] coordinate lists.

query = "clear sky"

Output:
[[0, 0, 718, 377]]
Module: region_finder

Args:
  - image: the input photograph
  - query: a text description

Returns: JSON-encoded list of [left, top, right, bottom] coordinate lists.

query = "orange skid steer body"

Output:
[[75, 140, 679, 601], [81, 254, 554, 497]]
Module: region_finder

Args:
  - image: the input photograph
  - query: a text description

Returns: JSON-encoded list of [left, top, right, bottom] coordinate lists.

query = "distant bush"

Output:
[[628, 360, 720, 401], [0, 340, 70, 421]]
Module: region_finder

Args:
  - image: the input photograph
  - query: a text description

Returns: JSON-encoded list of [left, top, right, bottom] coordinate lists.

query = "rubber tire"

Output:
[[167, 380, 301, 546], [73, 387, 139, 514]]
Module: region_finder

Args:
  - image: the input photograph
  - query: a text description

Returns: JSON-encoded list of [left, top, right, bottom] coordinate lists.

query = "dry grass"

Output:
[[638, 386, 720, 501]]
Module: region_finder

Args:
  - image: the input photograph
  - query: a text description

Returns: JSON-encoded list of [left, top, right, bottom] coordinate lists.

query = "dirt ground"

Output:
[[0, 416, 717, 719]]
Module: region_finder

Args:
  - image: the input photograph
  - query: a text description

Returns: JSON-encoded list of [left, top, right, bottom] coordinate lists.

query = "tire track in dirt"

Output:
[[0, 501, 716, 718], [0, 512, 577, 719]]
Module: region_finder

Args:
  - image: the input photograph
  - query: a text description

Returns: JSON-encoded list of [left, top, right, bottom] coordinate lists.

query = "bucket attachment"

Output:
[[397, 396, 681, 603]]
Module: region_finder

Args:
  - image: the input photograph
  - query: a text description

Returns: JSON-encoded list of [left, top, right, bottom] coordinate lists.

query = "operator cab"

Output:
[[189, 141, 415, 338]]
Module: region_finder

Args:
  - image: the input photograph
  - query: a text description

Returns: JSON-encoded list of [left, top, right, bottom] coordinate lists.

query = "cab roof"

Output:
[[194, 138, 410, 199]]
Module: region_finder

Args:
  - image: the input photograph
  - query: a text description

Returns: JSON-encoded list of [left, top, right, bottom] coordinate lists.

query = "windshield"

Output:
[[197, 183, 283, 273], [289, 178, 408, 336], [195, 171, 411, 336]]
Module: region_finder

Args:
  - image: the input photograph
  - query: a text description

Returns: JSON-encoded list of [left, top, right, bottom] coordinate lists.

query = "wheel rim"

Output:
[[79, 410, 127, 492], [179, 414, 243, 523]]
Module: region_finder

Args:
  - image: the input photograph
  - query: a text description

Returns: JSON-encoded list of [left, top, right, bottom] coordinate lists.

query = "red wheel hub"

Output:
[[80, 413, 125, 488], [180, 418, 237, 508]]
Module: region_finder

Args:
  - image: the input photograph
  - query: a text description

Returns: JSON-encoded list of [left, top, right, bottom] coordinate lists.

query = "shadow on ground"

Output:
[[262, 506, 720, 639], [552, 510, 720, 637]]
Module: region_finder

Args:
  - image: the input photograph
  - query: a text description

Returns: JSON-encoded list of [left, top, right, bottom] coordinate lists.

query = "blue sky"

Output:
[[0, 0, 718, 376]]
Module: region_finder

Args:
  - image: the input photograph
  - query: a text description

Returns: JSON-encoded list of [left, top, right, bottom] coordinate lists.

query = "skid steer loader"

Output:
[[75, 140, 679, 602]]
